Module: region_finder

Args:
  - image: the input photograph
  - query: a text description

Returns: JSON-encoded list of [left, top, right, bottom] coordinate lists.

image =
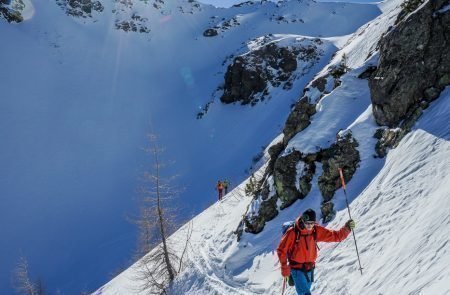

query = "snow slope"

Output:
[[99, 87, 450, 294], [0, 0, 381, 293], [98, 0, 450, 293], [314, 89, 450, 294]]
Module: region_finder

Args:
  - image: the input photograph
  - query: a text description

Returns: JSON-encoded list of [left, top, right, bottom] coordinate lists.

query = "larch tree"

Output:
[[132, 134, 193, 295], [12, 256, 46, 295]]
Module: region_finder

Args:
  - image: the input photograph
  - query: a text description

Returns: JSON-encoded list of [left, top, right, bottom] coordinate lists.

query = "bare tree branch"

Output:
[[12, 256, 36, 295], [178, 221, 194, 273], [132, 133, 193, 294]]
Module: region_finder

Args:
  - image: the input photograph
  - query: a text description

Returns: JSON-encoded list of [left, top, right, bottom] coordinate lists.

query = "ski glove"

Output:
[[281, 265, 290, 277], [346, 219, 356, 230]]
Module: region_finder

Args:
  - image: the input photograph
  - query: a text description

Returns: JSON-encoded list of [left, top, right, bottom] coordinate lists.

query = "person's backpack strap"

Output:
[[313, 226, 320, 251], [298, 225, 320, 251], [293, 223, 300, 243], [282, 223, 300, 257], [282, 221, 320, 255]]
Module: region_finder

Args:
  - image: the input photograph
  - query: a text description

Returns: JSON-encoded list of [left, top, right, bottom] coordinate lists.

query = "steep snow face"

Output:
[[99, 86, 450, 295], [99, 88, 450, 294], [314, 89, 450, 294], [0, 0, 381, 294]]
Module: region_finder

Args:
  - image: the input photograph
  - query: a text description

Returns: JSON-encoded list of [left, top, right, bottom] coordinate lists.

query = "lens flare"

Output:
[[180, 67, 195, 87], [159, 15, 172, 24]]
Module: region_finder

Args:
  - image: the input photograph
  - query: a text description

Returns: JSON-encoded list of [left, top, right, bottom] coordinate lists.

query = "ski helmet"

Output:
[[302, 209, 316, 222]]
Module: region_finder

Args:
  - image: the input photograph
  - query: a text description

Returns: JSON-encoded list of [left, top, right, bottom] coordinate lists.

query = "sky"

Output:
[[0, 0, 383, 294]]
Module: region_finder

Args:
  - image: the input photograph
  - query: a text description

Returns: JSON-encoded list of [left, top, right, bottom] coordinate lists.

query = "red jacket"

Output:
[[277, 217, 350, 269]]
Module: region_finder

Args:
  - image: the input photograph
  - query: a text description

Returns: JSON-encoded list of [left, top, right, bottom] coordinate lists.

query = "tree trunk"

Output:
[[154, 149, 175, 281]]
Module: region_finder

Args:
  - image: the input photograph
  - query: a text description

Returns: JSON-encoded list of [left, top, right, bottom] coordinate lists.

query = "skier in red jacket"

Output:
[[277, 209, 355, 295], [216, 180, 224, 201]]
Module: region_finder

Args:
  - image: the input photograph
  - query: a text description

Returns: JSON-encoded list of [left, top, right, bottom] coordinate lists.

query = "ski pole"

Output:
[[281, 277, 286, 295], [338, 168, 363, 275]]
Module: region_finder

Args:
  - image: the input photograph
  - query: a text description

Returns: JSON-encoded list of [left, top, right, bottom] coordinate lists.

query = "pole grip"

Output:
[[338, 168, 346, 190]]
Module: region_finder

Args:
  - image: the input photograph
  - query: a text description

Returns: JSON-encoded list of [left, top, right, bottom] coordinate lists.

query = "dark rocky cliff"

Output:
[[221, 38, 325, 105], [370, 0, 449, 157], [0, 0, 25, 22], [369, 0, 450, 127]]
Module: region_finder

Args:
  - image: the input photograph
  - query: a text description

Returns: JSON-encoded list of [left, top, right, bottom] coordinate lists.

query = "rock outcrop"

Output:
[[242, 181, 279, 235], [318, 132, 360, 203], [56, 0, 104, 18], [204, 16, 241, 37], [221, 38, 324, 105], [112, 0, 152, 33], [374, 128, 400, 158], [203, 28, 218, 37], [115, 14, 150, 33], [317, 132, 360, 222], [241, 153, 316, 235], [221, 54, 268, 105], [282, 97, 316, 145], [0, 0, 24, 22], [238, 65, 351, 235], [241, 131, 359, 234], [374, 99, 426, 158], [369, 0, 450, 127], [274, 151, 304, 209]]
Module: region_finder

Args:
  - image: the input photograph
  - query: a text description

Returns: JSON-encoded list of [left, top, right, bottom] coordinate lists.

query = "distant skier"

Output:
[[223, 179, 230, 195], [216, 180, 224, 201], [277, 209, 355, 295]]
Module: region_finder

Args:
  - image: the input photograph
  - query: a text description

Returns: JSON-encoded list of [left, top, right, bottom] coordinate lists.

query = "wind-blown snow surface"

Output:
[[100, 88, 450, 295], [0, 0, 381, 293], [314, 89, 450, 295]]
